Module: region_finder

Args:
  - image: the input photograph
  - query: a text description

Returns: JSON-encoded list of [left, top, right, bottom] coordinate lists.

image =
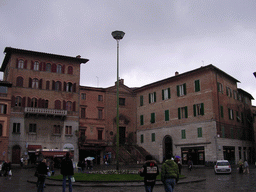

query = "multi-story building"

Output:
[[0, 47, 88, 163], [0, 81, 12, 162], [78, 80, 137, 164], [135, 65, 254, 165], [0, 47, 254, 166]]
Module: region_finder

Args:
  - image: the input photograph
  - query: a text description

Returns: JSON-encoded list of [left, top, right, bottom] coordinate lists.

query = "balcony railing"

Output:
[[25, 107, 67, 116]]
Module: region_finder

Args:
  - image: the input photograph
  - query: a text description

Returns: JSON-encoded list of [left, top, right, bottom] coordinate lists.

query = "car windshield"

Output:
[[217, 162, 229, 166]]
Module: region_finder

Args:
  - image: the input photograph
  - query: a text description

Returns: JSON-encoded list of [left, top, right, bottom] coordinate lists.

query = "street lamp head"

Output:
[[253, 72, 256, 78], [112, 30, 125, 40]]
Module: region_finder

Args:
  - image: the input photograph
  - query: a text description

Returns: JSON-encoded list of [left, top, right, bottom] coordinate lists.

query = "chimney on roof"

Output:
[[76, 55, 81, 58], [119, 79, 124, 84], [175, 71, 179, 76]]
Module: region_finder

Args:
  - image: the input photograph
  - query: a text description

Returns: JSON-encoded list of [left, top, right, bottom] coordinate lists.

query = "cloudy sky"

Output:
[[1, 0, 256, 104]]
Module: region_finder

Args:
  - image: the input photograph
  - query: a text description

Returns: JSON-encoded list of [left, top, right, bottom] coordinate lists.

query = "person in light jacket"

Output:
[[161, 154, 179, 192]]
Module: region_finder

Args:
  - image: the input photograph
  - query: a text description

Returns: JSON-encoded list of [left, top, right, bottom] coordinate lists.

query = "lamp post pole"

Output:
[[111, 30, 125, 170]]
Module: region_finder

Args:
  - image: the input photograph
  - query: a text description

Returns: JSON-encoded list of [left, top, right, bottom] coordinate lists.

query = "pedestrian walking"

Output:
[[36, 159, 48, 192], [238, 159, 244, 173], [188, 159, 193, 171], [20, 157, 24, 168], [61, 152, 74, 192], [139, 155, 159, 192], [243, 160, 249, 173], [161, 154, 179, 192]]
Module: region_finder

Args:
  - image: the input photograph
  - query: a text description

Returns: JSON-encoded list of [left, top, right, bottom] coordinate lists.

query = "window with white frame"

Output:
[[0, 104, 7, 114], [18, 60, 24, 69], [32, 78, 39, 89], [34, 61, 39, 71], [193, 103, 204, 116], [228, 108, 234, 120], [149, 92, 156, 103], [162, 88, 171, 100], [177, 84, 186, 97], [57, 64, 62, 73]]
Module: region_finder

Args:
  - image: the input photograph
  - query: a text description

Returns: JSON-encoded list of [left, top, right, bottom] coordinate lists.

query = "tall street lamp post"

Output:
[[111, 30, 125, 170]]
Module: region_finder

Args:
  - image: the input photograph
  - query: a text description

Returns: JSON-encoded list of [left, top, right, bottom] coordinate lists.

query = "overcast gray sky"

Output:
[[1, 0, 256, 104]]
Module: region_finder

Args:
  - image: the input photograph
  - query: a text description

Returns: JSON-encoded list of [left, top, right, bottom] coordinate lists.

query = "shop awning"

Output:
[[28, 145, 42, 152]]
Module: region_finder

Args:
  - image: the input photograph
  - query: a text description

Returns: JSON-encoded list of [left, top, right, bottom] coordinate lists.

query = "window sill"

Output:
[[12, 132, 21, 134], [65, 134, 73, 137], [28, 132, 37, 135]]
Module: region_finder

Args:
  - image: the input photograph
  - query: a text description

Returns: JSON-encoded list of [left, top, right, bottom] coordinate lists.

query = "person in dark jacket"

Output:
[[36, 159, 48, 192], [161, 154, 179, 192], [61, 152, 74, 192], [139, 155, 159, 192]]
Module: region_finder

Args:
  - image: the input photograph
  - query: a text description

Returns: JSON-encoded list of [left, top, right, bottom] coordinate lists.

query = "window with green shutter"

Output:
[[150, 113, 155, 123], [149, 92, 156, 103], [141, 134, 144, 143], [165, 110, 169, 121], [140, 115, 144, 125], [177, 83, 186, 97], [181, 129, 186, 139], [221, 126, 225, 138], [220, 106, 224, 118], [197, 127, 202, 137], [151, 133, 155, 142], [193, 103, 204, 116], [195, 80, 200, 92], [140, 95, 143, 106], [178, 106, 188, 119], [162, 88, 171, 100], [228, 108, 234, 120]]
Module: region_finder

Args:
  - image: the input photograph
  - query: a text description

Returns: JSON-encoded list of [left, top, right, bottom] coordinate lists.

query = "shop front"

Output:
[[181, 146, 205, 165]]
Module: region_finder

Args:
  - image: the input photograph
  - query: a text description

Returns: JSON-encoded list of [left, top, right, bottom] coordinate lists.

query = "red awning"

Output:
[[28, 145, 42, 152]]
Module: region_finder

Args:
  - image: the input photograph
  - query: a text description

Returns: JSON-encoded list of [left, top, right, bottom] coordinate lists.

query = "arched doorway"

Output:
[[163, 136, 173, 161], [12, 145, 21, 164]]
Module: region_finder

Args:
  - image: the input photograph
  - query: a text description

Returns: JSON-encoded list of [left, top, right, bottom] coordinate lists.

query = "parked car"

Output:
[[214, 160, 231, 174]]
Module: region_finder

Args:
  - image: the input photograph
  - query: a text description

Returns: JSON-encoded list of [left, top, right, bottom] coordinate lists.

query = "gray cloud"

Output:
[[1, 0, 256, 104]]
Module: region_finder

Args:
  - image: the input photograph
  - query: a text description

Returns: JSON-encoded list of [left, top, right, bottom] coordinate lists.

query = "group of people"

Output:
[[238, 159, 250, 174], [139, 153, 179, 192], [35, 152, 74, 192]]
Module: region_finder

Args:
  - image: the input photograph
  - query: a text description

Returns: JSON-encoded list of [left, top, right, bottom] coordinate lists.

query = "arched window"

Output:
[[68, 66, 73, 74], [15, 96, 22, 107], [31, 98, 37, 108], [16, 76, 23, 87], [34, 61, 39, 71], [18, 60, 24, 69], [66, 82, 73, 92], [55, 81, 61, 91], [66, 101, 72, 111], [57, 64, 62, 74], [32, 78, 39, 89], [55, 100, 61, 109], [46, 63, 51, 72]]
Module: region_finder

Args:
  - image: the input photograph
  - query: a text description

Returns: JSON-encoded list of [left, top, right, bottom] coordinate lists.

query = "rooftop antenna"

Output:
[[202, 60, 204, 66]]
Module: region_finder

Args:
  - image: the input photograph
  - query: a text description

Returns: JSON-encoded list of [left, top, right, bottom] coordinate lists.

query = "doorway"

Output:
[[163, 136, 173, 162], [12, 145, 21, 164], [119, 127, 126, 145]]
